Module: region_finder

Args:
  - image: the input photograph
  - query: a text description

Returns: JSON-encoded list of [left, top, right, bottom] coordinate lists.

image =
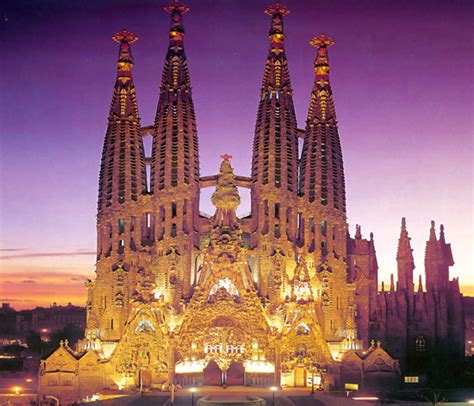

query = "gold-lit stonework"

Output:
[[39, 2, 464, 403]]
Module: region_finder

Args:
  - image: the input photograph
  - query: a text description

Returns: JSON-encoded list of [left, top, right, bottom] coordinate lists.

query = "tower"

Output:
[[151, 0, 200, 303], [251, 4, 299, 298], [397, 217, 415, 298], [91, 30, 146, 341], [425, 221, 454, 292], [299, 35, 352, 341], [299, 34, 347, 259]]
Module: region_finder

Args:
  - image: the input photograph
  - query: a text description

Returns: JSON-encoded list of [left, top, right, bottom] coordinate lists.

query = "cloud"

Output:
[[0, 248, 29, 252], [22, 279, 37, 284], [0, 250, 95, 260], [0, 298, 34, 302]]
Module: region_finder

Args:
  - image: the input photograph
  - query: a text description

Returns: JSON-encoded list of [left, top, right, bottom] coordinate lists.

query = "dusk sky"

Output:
[[1, 0, 472, 309]]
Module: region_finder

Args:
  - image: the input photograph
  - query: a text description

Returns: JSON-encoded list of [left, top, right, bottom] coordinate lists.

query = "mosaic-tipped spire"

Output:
[[251, 3, 298, 193], [151, 0, 199, 192], [299, 35, 346, 212], [397, 217, 414, 296], [97, 31, 146, 214]]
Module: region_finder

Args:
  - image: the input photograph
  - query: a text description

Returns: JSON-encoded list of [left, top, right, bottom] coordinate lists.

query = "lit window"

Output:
[[404, 376, 419, 383], [415, 336, 426, 352]]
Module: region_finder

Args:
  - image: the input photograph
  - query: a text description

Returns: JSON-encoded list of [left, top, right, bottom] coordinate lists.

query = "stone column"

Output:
[[274, 344, 281, 387]]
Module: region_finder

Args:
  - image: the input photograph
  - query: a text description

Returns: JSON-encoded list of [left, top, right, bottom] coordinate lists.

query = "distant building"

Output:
[[15, 303, 86, 337], [38, 2, 465, 403], [464, 297, 474, 356]]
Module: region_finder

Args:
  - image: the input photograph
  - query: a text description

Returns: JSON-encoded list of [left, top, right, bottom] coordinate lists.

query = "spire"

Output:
[[211, 155, 241, 228], [429, 220, 437, 241], [97, 30, 146, 213], [251, 3, 298, 192], [355, 224, 362, 239], [390, 273, 395, 293], [417, 274, 423, 293], [396, 217, 414, 295], [299, 34, 346, 212], [151, 0, 199, 192], [439, 224, 445, 244]]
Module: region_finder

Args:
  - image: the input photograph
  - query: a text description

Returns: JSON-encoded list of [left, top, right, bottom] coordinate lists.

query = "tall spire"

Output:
[[299, 34, 346, 212], [251, 3, 298, 192], [97, 30, 146, 214], [151, 0, 199, 192], [396, 217, 414, 296]]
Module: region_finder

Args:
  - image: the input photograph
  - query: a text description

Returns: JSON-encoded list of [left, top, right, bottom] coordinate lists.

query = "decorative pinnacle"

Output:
[[164, 0, 190, 14], [311, 34, 333, 77], [112, 30, 138, 74], [401, 217, 406, 229], [112, 30, 138, 44], [310, 34, 334, 48], [220, 153, 232, 161], [265, 3, 290, 17]]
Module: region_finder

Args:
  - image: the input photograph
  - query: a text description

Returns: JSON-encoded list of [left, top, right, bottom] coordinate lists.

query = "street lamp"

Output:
[[191, 387, 197, 406], [270, 386, 277, 406], [12, 386, 21, 395]]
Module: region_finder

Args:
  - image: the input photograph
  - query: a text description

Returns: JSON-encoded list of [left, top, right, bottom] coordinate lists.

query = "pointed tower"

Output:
[[92, 30, 146, 341], [396, 218, 415, 297], [425, 221, 454, 292], [251, 3, 299, 297], [151, 0, 200, 301], [299, 34, 347, 261]]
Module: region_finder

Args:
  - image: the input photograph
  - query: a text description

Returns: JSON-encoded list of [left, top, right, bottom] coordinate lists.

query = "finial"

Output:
[[381, 281, 385, 292], [220, 153, 232, 161], [310, 34, 334, 78], [355, 224, 361, 239], [401, 217, 406, 229], [439, 224, 445, 242], [164, 0, 190, 14], [390, 274, 395, 292], [429, 220, 436, 240], [310, 34, 334, 48], [112, 29, 138, 45], [112, 30, 138, 75], [265, 3, 290, 17], [265, 3, 288, 50], [376, 340, 381, 348], [370, 339, 375, 348], [370, 232, 374, 241]]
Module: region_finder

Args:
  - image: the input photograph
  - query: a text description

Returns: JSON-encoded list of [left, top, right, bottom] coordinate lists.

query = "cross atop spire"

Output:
[[310, 34, 334, 78]]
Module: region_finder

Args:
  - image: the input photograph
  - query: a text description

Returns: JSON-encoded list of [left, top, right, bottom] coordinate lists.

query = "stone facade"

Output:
[[39, 2, 464, 403]]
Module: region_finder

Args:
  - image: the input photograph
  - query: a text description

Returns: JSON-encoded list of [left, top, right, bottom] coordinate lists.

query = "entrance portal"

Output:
[[226, 362, 244, 386], [294, 367, 306, 387], [203, 361, 222, 386]]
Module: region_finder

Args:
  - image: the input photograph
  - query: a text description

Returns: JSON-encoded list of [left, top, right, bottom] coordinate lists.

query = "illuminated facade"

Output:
[[39, 1, 463, 402]]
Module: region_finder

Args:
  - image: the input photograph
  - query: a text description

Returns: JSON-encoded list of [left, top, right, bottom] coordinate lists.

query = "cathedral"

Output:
[[39, 2, 464, 402]]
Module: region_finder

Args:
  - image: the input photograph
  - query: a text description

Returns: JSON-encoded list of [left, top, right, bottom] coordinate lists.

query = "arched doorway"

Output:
[[203, 361, 222, 386], [227, 362, 244, 386]]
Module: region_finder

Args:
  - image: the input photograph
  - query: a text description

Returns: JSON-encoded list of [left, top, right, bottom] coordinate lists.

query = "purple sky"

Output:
[[1, 0, 473, 308]]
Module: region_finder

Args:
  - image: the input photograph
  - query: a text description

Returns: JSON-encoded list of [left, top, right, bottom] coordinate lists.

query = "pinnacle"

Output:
[[164, 0, 190, 14], [310, 34, 334, 48], [112, 30, 138, 44], [265, 3, 290, 17]]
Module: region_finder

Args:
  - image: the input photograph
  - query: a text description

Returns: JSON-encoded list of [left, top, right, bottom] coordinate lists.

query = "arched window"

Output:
[[415, 336, 426, 352]]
